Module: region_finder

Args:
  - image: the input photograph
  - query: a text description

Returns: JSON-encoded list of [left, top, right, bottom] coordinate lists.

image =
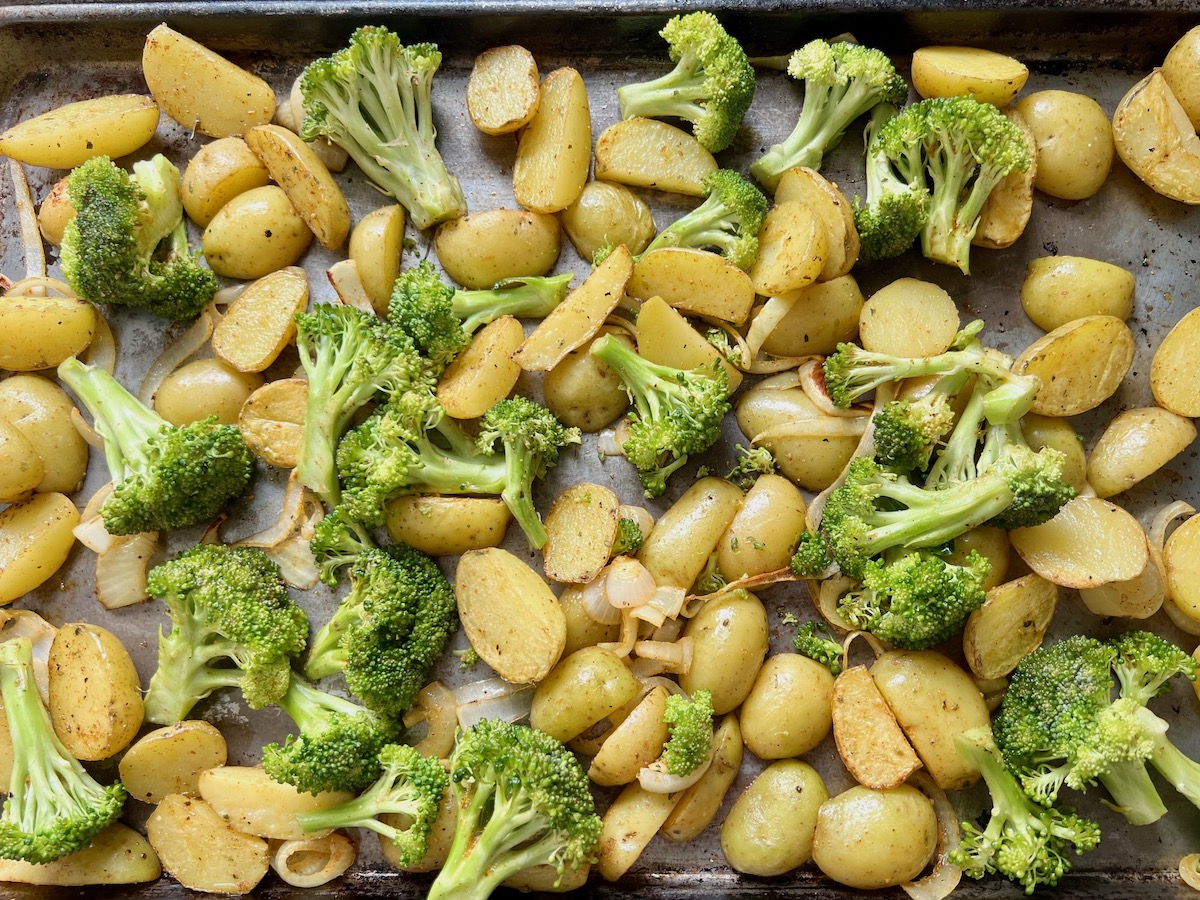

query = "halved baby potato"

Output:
[[750, 202, 827, 297], [0, 95, 159, 169], [911, 46, 1029, 107], [1112, 69, 1200, 204], [627, 248, 756, 324], [467, 45, 540, 135], [594, 118, 717, 196], [513, 67, 591, 213], [1010, 496, 1149, 589]]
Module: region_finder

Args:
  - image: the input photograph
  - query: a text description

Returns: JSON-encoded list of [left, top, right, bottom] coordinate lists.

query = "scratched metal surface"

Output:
[[0, 4, 1198, 898]]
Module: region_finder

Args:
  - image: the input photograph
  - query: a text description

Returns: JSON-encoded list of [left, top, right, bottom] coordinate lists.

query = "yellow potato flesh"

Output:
[[0, 94, 159, 168]]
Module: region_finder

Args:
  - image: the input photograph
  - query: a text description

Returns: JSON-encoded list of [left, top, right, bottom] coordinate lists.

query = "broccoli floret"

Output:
[[296, 743, 447, 867], [750, 39, 907, 191], [60, 154, 217, 320], [727, 444, 776, 488], [309, 505, 378, 587], [994, 636, 1166, 826], [950, 727, 1100, 895], [616, 12, 755, 153], [854, 103, 929, 261], [143, 544, 309, 725], [294, 303, 427, 507], [661, 689, 715, 776], [838, 549, 989, 649], [57, 357, 253, 535], [792, 622, 843, 675], [304, 545, 457, 717], [0, 638, 127, 864], [590, 333, 731, 498], [912, 96, 1032, 274], [639, 169, 768, 270], [790, 530, 836, 577], [977, 419, 1076, 530], [451, 274, 574, 335], [477, 397, 582, 549], [705, 328, 744, 367], [300, 26, 465, 230], [263, 674, 399, 795], [426, 720, 602, 900], [387, 261, 470, 375], [456, 647, 481, 670], [611, 516, 645, 556], [872, 370, 969, 471]]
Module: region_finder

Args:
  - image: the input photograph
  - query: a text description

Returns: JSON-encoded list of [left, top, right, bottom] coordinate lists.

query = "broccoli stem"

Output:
[[861, 473, 1013, 552], [278, 674, 367, 732], [1146, 724, 1200, 814], [144, 635, 245, 725], [643, 193, 737, 258], [619, 63, 707, 122], [304, 613, 352, 681], [451, 275, 573, 335], [296, 784, 417, 841], [1096, 759, 1168, 826]]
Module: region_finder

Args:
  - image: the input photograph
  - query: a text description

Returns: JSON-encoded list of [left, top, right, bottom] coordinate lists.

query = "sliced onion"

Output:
[[580, 574, 621, 625], [82, 312, 116, 374], [272, 834, 356, 888], [597, 425, 627, 459], [8, 159, 45, 282], [266, 537, 320, 590], [805, 384, 888, 533], [81, 483, 114, 519], [5, 275, 76, 298], [798, 358, 874, 417], [650, 617, 684, 643], [452, 675, 524, 707], [638, 675, 687, 698], [457, 684, 535, 730], [698, 319, 752, 372], [0, 609, 56, 703], [617, 504, 655, 540], [213, 284, 246, 307], [73, 515, 117, 555], [682, 567, 798, 614], [638, 748, 713, 794], [634, 636, 693, 675], [598, 610, 638, 658], [816, 576, 858, 633], [1149, 501, 1200, 634], [95, 531, 159, 609], [403, 681, 456, 759], [605, 557, 657, 608], [628, 656, 670, 679], [1180, 854, 1200, 891], [198, 516, 226, 546], [746, 294, 799, 358], [327, 259, 377, 314], [1150, 500, 1196, 557], [630, 603, 666, 629], [600, 315, 638, 340], [750, 416, 869, 444], [236, 472, 309, 549], [71, 408, 103, 449], [902, 772, 963, 900], [138, 309, 214, 406]]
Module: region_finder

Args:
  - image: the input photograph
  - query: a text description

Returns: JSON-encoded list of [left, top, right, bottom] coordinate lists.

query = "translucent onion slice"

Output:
[[798, 358, 873, 417], [327, 259, 376, 314], [579, 574, 622, 625], [1150, 500, 1196, 557], [842, 630, 886, 663], [739, 295, 817, 373], [902, 771, 963, 900], [630, 603, 666, 629], [816, 576, 858, 633], [265, 537, 320, 590], [213, 284, 246, 307], [453, 674, 524, 707], [235, 472, 309, 549], [638, 747, 714, 794], [70, 407, 103, 449], [628, 656, 670, 680], [597, 425, 627, 459], [198, 515, 226, 546], [0, 609, 56, 703], [95, 531, 160, 609], [403, 681, 456, 760], [637, 675, 687, 698], [82, 311, 116, 374], [598, 610, 639, 658], [601, 315, 638, 340], [1180, 854, 1200, 891], [73, 515, 116, 555], [683, 567, 798, 615], [605, 557, 657, 608], [650, 617, 684, 643], [457, 684, 535, 730], [81, 482, 114, 519], [138, 309, 214, 406], [633, 636, 693, 675], [1149, 500, 1200, 634], [8, 159, 45, 282], [272, 834, 356, 888], [805, 384, 889, 534]]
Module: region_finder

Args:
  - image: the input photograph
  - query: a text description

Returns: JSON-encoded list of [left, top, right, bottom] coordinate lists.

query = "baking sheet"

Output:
[[1, 4, 1199, 898]]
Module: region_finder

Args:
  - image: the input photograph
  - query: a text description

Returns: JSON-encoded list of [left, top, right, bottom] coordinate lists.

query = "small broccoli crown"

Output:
[[727, 444, 776, 488], [591, 334, 731, 498], [950, 728, 1100, 895], [300, 26, 465, 229], [612, 516, 645, 556], [1111, 631, 1199, 706], [297, 743, 448, 867], [750, 39, 907, 190], [0, 638, 128, 864], [977, 421, 1075, 529], [616, 12, 755, 153], [450, 273, 574, 335], [790, 531, 835, 577], [855, 189, 930, 261], [309, 505, 378, 587], [872, 397, 957, 472], [387, 261, 470, 374], [427, 719, 601, 900], [854, 102, 930, 261], [840, 550, 989, 650], [661, 689, 715, 776], [792, 622, 844, 675], [640, 169, 768, 270], [477, 397, 581, 549], [56, 357, 254, 535]]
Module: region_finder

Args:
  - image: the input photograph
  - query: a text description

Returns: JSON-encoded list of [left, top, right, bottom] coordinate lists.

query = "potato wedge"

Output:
[[1112, 69, 1200, 204], [750, 202, 828, 296], [589, 685, 670, 787], [759, 276, 864, 358], [774, 167, 859, 279], [513, 67, 591, 213], [627, 248, 756, 324], [198, 766, 353, 840], [974, 107, 1037, 249], [436, 316, 524, 419], [911, 46, 1029, 107], [0, 823, 160, 885], [349, 205, 405, 313], [386, 495, 512, 557], [143, 24, 275, 138], [435, 208, 561, 290], [531, 647, 640, 743], [597, 782, 679, 881], [147, 794, 269, 895], [120, 721, 228, 804], [660, 713, 743, 842], [48, 623, 143, 761], [1151, 306, 1200, 416], [1164, 25, 1200, 130], [245, 124, 350, 250], [635, 296, 742, 392], [512, 244, 632, 372], [1021, 255, 1135, 331], [594, 117, 717, 196], [468, 45, 540, 135], [1013, 315, 1134, 416], [542, 483, 621, 584], [182, 137, 272, 228], [1010, 496, 1149, 589], [38, 176, 75, 246], [0, 94, 159, 169], [455, 548, 567, 683], [237, 378, 308, 469], [0, 492, 79, 605], [832, 666, 922, 790], [0, 417, 44, 504], [963, 573, 1058, 680], [212, 267, 308, 373], [0, 375, 88, 495]]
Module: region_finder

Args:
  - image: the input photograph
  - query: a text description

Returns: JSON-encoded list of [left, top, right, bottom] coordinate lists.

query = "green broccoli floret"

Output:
[[616, 12, 755, 153], [304, 545, 457, 717], [871, 370, 969, 471], [294, 303, 427, 507], [456, 647, 481, 670], [727, 444, 776, 488], [611, 516, 645, 556], [705, 327, 744, 367], [143, 544, 309, 725], [426, 720, 602, 900], [0, 638, 127, 864], [263, 674, 399, 795], [838, 549, 990, 650], [976, 418, 1076, 530], [309, 505, 378, 587], [296, 743, 447, 867], [590, 333, 731, 498], [994, 635, 1166, 826], [950, 727, 1100, 895], [300, 26, 465, 230], [854, 103, 929, 261], [387, 261, 470, 375], [639, 169, 768, 270], [451, 274, 574, 335], [60, 154, 217, 320], [57, 357, 253, 535], [910, 96, 1032, 274], [660, 689, 715, 776], [750, 39, 907, 191], [792, 622, 843, 675]]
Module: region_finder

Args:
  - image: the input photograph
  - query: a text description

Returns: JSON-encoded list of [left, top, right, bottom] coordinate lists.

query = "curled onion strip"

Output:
[[452, 675, 523, 707], [1181, 854, 1200, 891], [598, 610, 638, 658], [630, 602, 666, 629], [650, 617, 684, 643], [266, 538, 320, 590], [70, 408, 103, 449], [0, 610, 56, 703], [138, 309, 214, 406], [82, 311, 116, 374], [73, 516, 116, 555], [402, 681, 456, 760], [683, 566, 799, 616], [638, 746, 713, 794], [95, 531, 159, 610], [8, 159, 44, 282], [5, 275, 77, 298], [745, 294, 799, 359], [815, 576, 858, 633], [1148, 501, 1200, 634], [698, 318, 752, 372], [805, 384, 889, 533], [798, 358, 873, 417], [750, 415, 869, 443], [601, 316, 638, 340], [236, 472, 309, 549], [638, 675, 687, 698], [457, 685, 535, 730], [633, 636, 693, 675], [842, 630, 886, 665], [272, 834, 356, 888], [213, 284, 245, 307], [1150, 500, 1196, 557], [902, 771, 963, 900]]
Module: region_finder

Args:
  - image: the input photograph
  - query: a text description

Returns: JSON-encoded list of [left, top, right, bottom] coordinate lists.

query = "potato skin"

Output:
[[739, 653, 834, 759], [721, 760, 827, 876], [812, 784, 937, 889], [202, 185, 312, 280], [48, 623, 144, 761], [529, 646, 640, 743], [1014, 90, 1113, 200], [679, 589, 769, 715]]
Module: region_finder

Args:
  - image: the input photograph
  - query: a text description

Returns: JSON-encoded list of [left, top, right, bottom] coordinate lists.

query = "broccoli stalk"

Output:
[[792, 622, 844, 675], [977, 418, 1075, 530], [590, 333, 731, 498], [0, 638, 127, 864], [304, 545, 458, 717], [300, 26, 465, 230], [639, 169, 768, 270], [60, 154, 217, 320], [452, 274, 574, 335], [950, 728, 1100, 895], [750, 39, 908, 191], [57, 357, 254, 535], [426, 720, 602, 900], [144, 544, 309, 725], [854, 103, 929, 261], [296, 744, 448, 868], [616, 12, 755, 153]]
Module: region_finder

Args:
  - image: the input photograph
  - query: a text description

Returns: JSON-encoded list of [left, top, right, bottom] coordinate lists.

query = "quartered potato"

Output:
[[911, 46, 1029, 106], [0, 823, 161, 886], [542, 482, 620, 584], [0, 94, 159, 169], [1087, 406, 1196, 498], [386, 495, 512, 556], [1151, 306, 1200, 416], [436, 315, 523, 419], [560, 181, 656, 260], [147, 794, 269, 895], [143, 24, 275, 138], [213, 267, 308, 373], [1163, 25, 1200, 129], [627, 248, 755, 324], [588, 685, 670, 787], [0, 492, 79, 605], [513, 67, 591, 213], [831, 665, 922, 790], [859, 278, 959, 357], [758, 276, 864, 358], [467, 45, 540, 134], [198, 766, 352, 840], [48, 623, 143, 761], [974, 107, 1037, 249], [349, 205, 405, 313], [1010, 496, 1149, 588], [120, 721, 228, 804], [0, 293, 96, 371], [1013, 314, 1134, 416], [635, 296, 742, 391], [774, 167, 859, 279], [1112, 69, 1200, 204], [182, 137, 272, 228], [963, 573, 1058, 680], [245, 124, 351, 249], [597, 782, 680, 882], [750, 202, 827, 296], [237, 378, 308, 468], [435, 208, 561, 290], [1020, 255, 1135, 331], [594, 117, 717, 196]]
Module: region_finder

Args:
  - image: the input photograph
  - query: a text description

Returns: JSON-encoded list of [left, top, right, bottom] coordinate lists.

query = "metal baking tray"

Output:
[[1, 2, 1199, 898]]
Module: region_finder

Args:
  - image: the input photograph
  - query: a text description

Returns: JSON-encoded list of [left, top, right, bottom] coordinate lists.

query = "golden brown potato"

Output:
[[0, 375, 89, 494], [0, 492, 79, 606], [48, 623, 143, 761], [146, 794, 269, 894], [119, 721, 228, 804], [635, 296, 742, 391], [1112, 69, 1200, 204], [542, 483, 621, 584], [758, 276, 864, 358], [716, 474, 806, 581], [386, 495, 512, 556], [1151, 307, 1200, 416], [212, 267, 308, 374], [198, 766, 352, 840], [660, 713, 743, 842], [436, 316, 523, 419], [1013, 315, 1134, 416], [638, 477, 743, 589], [740, 653, 834, 759], [1022, 414, 1089, 492], [912, 46, 1029, 106], [974, 107, 1037, 249], [203, 185, 312, 280], [0, 294, 96, 372], [1011, 496, 1149, 589], [596, 782, 679, 881], [773, 167, 860, 279], [1021, 255, 1135, 331], [0, 417, 44, 504], [435, 208, 561, 290], [963, 573, 1058, 680], [0, 94, 159, 169], [1164, 26, 1200, 129], [812, 785, 937, 889], [543, 333, 631, 432], [594, 117, 717, 196], [1087, 406, 1196, 498], [588, 686, 670, 787], [721, 760, 827, 876], [832, 666, 922, 790], [38, 176, 75, 246], [749, 202, 827, 297], [467, 45, 540, 135], [237, 378, 307, 469], [513, 67, 591, 213], [348, 205, 405, 313], [0, 823, 161, 885], [680, 590, 769, 715], [860, 278, 959, 357], [530, 647, 640, 744], [627, 248, 755, 324], [182, 137, 272, 228], [245, 124, 350, 250]]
